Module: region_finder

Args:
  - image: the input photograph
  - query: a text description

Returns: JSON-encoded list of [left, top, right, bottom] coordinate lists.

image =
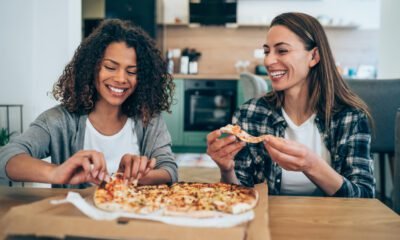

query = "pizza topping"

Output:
[[94, 175, 258, 217]]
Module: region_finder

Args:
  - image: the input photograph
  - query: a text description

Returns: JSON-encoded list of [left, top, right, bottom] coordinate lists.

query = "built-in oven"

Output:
[[184, 79, 237, 131]]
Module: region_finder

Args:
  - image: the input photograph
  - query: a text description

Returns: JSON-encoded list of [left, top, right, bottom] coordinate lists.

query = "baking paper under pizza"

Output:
[[94, 173, 258, 218]]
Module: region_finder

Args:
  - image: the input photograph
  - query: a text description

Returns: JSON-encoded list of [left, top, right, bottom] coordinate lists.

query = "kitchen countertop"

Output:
[[173, 73, 241, 80], [173, 74, 269, 80]]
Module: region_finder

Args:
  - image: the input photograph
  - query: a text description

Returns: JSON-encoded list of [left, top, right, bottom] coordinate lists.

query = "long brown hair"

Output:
[[264, 12, 372, 129]]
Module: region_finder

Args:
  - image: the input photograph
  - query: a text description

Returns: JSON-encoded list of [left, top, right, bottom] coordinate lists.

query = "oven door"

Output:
[[184, 89, 236, 131]]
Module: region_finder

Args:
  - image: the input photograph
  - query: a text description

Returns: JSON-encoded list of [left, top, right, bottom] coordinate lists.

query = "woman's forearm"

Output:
[[139, 168, 173, 185], [5, 153, 55, 183], [305, 158, 344, 196], [220, 169, 240, 185]]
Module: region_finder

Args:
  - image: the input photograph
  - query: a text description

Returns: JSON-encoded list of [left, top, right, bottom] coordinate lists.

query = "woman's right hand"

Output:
[[50, 150, 109, 185], [206, 129, 246, 173]]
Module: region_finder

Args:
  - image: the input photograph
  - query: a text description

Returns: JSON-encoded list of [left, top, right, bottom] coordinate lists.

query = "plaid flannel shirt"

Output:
[[232, 97, 375, 198]]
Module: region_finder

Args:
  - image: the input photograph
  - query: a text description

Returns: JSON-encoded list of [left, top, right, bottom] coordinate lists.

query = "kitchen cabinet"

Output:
[[163, 78, 241, 152], [183, 132, 208, 147], [163, 78, 209, 152], [237, 79, 245, 106], [163, 79, 184, 146], [82, 0, 159, 39], [159, 0, 189, 25], [236, 0, 379, 30]]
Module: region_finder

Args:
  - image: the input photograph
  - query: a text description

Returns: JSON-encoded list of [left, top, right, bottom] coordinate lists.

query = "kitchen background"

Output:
[[84, 0, 380, 76], [0, 0, 399, 202]]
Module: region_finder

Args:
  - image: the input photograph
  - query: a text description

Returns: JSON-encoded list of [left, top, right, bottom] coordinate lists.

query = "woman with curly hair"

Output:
[[207, 12, 375, 198], [0, 19, 177, 188]]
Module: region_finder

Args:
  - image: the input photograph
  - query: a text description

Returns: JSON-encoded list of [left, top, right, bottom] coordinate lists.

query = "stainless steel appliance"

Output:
[[184, 79, 237, 131]]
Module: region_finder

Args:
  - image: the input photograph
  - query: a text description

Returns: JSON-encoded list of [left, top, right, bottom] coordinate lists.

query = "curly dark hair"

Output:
[[53, 19, 174, 124]]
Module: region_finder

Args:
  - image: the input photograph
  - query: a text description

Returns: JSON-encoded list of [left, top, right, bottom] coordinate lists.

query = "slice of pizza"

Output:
[[93, 173, 169, 214], [220, 124, 267, 143], [93, 173, 128, 212]]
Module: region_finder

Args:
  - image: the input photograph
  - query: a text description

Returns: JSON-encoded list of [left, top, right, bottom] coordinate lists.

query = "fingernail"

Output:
[[98, 171, 104, 180], [124, 179, 128, 185], [132, 178, 139, 186], [137, 173, 142, 179], [105, 174, 111, 183], [92, 170, 99, 178]]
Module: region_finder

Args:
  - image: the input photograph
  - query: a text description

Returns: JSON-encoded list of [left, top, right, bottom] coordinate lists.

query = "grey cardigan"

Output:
[[0, 105, 178, 188]]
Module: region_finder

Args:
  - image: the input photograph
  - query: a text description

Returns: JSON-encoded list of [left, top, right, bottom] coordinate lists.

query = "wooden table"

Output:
[[1, 167, 399, 240]]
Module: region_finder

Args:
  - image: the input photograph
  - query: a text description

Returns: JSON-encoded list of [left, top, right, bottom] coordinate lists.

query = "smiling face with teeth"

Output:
[[263, 25, 319, 94], [95, 41, 137, 110]]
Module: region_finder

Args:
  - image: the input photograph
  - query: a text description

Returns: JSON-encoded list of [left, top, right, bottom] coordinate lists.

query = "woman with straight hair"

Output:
[[207, 12, 375, 198]]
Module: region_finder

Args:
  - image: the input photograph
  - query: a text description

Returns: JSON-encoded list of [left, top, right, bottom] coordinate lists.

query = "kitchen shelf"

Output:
[[237, 24, 269, 28], [159, 23, 189, 27], [323, 24, 359, 29], [172, 74, 240, 80], [161, 23, 358, 30], [237, 23, 359, 29]]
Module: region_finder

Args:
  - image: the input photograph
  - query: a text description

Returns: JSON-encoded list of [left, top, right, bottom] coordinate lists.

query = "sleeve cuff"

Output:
[[159, 163, 178, 183], [0, 149, 26, 182], [332, 177, 349, 197]]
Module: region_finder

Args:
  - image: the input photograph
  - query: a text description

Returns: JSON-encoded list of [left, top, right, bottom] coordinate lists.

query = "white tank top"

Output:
[[280, 108, 331, 196], [83, 118, 140, 174]]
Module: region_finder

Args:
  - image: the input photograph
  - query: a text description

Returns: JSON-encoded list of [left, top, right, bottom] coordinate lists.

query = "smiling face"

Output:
[[263, 25, 318, 94], [95, 42, 137, 109]]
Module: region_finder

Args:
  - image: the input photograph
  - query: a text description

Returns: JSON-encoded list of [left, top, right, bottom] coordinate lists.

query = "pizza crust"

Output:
[[163, 209, 223, 218], [229, 185, 259, 214], [220, 124, 267, 143]]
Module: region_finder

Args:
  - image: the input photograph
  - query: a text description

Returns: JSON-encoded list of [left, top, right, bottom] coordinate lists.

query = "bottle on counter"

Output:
[[180, 56, 189, 74], [189, 61, 198, 74], [167, 50, 174, 74], [188, 49, 201, 75], [180, 48, 190, 74], [172, 49, 181, 74]]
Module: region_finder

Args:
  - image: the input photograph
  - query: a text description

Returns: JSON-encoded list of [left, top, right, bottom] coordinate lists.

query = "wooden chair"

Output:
[[347, 79, 400, 201], [239, 72, 271, 102]]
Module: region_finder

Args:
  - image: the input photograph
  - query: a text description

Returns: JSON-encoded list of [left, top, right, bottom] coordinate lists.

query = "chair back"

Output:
[[393, 108, 400, 213], [346, 79, 400, 153], [239, 72, 270, 101]]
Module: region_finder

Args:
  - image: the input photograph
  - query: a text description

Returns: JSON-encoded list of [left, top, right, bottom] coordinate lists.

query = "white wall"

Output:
[[238, 0, 380, 30], [0, 0, 82, 132], [378, 0, 400, 78]]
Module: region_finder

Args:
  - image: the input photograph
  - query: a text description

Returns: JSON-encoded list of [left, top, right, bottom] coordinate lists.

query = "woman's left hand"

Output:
[[118, 154, 156, 184], [263, 135, 319, 173]]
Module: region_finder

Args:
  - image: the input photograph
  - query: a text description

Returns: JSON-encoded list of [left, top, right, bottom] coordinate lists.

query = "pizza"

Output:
[[94, 173, 258, 218], [220, 124, 267, 143], [164, 182, 258, 218]]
